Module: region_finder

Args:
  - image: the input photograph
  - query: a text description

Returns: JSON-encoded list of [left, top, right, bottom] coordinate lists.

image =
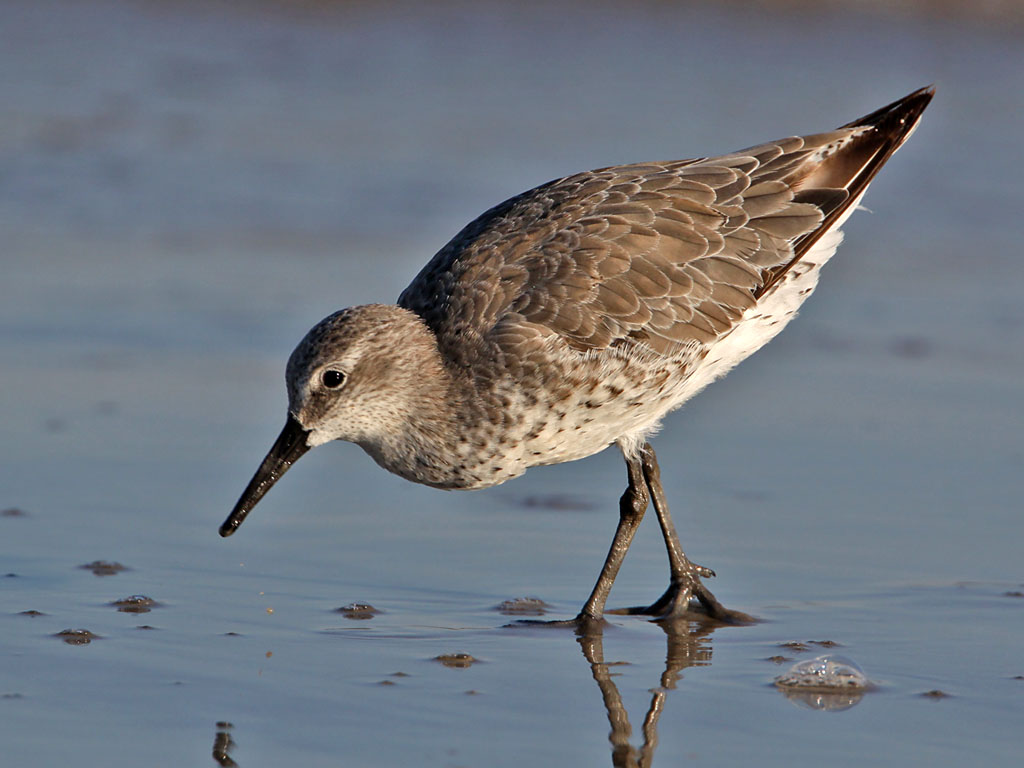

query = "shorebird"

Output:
[[220, 87, 933, 625]]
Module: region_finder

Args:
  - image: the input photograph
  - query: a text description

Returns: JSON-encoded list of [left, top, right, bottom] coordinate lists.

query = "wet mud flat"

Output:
[[4, 499, 1023, 766]]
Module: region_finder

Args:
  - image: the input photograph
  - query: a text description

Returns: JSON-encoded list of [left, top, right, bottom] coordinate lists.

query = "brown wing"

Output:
[[399, 87, 933, 360]]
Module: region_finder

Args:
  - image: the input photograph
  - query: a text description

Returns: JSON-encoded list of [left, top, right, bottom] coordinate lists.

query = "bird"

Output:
[[219, 86, 933, 626]]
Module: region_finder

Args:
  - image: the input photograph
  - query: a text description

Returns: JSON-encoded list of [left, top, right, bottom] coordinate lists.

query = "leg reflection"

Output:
[[212, 721, 238, 767], [577, 618, 721, 768]]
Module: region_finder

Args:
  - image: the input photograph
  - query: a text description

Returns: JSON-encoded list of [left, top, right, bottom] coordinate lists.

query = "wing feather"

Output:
[[399, 88, 934, 363]]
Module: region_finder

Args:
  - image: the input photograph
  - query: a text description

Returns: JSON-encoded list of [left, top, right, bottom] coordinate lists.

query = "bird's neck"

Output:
[[355, 318, 488, 490]]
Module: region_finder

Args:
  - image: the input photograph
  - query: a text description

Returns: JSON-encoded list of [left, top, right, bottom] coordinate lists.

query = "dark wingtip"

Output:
[[756, 87, 934, 300], [219, 519, 239, 538], [841, 85, 935, 132]]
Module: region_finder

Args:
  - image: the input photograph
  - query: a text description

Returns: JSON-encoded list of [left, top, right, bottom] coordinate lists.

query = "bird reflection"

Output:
[[577, 618, 720, 768]]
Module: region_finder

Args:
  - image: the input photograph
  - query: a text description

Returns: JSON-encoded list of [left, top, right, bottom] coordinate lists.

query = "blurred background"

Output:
[[2, 1, 1022, 766]]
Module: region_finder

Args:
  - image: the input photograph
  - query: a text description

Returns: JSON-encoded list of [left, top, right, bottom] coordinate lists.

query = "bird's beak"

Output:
[[219, 414, 311, 537]]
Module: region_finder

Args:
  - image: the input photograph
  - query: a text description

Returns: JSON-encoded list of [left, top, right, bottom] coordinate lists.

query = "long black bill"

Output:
[[219, 414, 311, 537]]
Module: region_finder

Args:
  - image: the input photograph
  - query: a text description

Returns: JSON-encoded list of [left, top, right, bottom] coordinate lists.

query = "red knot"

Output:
[[220, 87, 934, 627]]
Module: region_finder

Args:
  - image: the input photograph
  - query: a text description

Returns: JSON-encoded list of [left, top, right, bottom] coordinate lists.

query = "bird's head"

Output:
[[219, 304, 439, 537]]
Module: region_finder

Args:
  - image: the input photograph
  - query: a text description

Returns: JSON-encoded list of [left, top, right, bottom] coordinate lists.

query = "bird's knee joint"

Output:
[[618, 488, 648, 522]]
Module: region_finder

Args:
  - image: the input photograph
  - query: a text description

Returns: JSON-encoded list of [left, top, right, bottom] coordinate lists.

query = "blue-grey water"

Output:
[[3, 1, 1023, 765]]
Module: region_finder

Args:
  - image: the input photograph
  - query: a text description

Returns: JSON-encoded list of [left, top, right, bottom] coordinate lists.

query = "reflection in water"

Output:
[[778, 688, 864, 712], [212, 721, 238, 767], [577, 619, 717, 768]]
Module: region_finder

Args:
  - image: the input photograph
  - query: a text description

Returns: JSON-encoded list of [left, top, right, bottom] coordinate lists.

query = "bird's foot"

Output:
[[609, 568, 756, 624]]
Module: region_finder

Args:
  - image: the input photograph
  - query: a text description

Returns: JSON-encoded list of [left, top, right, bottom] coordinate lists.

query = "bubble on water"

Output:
[[774, 654, 870, 711], [434, 652, 477, 668], [775, 654, 868, 690], [335, 602, 380, 620], [54, 628, 100, 645], [109, 595, 159, 613]]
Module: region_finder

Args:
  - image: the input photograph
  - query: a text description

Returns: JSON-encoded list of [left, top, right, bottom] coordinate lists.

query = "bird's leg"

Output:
[[573, 452, 650, 625], [512, 444, 751, 629], [618, 443, 733, 620]]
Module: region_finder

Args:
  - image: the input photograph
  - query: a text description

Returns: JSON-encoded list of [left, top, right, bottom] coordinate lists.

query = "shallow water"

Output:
[[3, 1, 1023, 765]]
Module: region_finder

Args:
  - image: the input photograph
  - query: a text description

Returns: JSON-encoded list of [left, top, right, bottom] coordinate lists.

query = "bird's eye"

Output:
[[321, 369, 346, 389]]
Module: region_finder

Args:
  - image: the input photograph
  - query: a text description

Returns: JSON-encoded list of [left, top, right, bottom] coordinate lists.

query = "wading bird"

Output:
[[220, 87, 933, 626]]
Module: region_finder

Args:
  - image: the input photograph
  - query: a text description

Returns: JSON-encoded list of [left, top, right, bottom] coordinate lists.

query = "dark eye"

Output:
[[321, 369, 345, 389]]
